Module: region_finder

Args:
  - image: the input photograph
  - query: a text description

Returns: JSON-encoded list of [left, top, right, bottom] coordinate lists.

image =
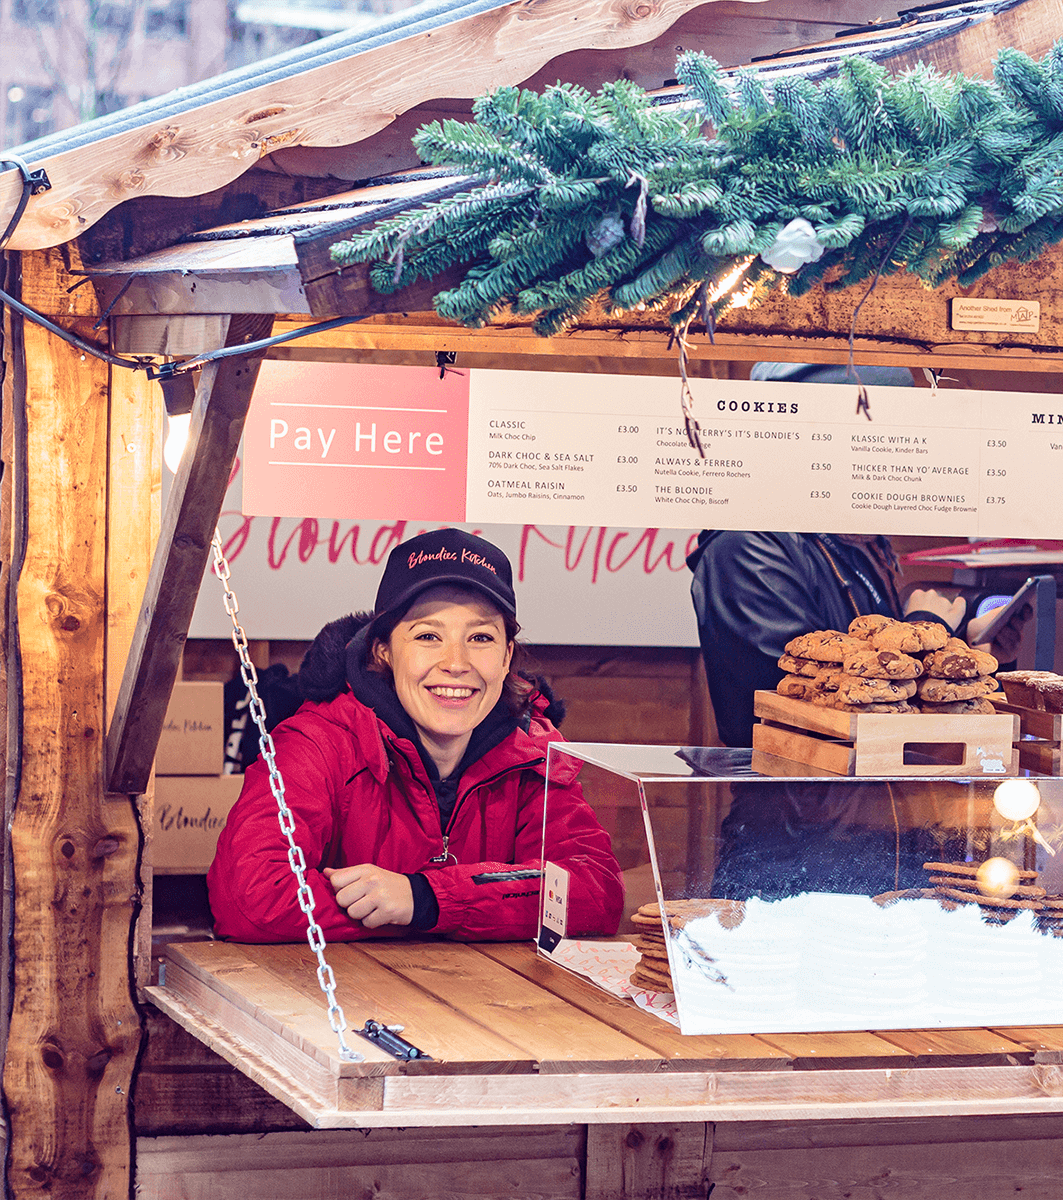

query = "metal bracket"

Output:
[[355, 1020, 433, 1062], [27, 167, 51, 195]]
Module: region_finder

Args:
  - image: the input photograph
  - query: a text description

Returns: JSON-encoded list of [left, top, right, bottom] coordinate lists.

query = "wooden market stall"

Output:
[[4, 0, 1063, 1195]]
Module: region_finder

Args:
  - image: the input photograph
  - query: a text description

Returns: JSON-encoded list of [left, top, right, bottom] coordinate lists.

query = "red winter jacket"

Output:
[[207, 689, 624, 943]]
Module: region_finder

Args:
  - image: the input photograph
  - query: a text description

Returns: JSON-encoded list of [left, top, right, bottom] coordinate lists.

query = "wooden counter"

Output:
[[148, 939, 1063, 1131]]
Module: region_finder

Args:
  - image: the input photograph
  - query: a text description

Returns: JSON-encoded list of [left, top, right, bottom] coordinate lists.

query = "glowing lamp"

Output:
[[163, 412, 191, 474], [157, 366, 196, 474], [975, 857, 1021, 899], [993, 779, 1041, 822]]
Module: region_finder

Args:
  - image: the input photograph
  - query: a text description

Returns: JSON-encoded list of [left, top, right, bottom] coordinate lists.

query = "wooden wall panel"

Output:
[[2, 285, 141, 1196], [135, 1009, 309, 1136], [135, 1115, 1063, 1200], [585, 1122, 714, 1200], [709, 1127, 1063, 1199], [105, 365, 162, 728], [136, 1126, 585, 1200]]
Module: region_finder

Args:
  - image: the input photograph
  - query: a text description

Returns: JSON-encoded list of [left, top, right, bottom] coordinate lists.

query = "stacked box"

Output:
[[155, 681, 237, 872]]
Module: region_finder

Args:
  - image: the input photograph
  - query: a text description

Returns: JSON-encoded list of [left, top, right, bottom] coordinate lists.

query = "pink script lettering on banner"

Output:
[[187, 460, 701, 644], [242, 361, 470, 520]]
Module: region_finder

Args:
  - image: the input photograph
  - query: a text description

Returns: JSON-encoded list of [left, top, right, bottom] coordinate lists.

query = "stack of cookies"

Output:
[[922, 860, 1043, 922], [916, 638, 999, 714], [777, 615, 999, 714], [629, 906, 676, 991], [628, 899, 743, 992], [778, 627, 918, 712]]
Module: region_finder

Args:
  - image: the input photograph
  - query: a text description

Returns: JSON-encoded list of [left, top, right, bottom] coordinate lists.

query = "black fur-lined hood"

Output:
[[295, 612, 566, 727], [296, 612, 374, 703]]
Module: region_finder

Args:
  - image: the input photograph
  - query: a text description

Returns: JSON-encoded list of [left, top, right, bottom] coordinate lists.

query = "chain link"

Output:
[[210, 529, 362, 1062]]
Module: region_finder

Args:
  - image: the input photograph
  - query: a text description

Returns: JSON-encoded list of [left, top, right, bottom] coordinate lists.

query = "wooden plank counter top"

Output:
[[147, 939, 1063, 1130]]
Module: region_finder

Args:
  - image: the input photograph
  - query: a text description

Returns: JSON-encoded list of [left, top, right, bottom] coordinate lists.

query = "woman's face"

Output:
[[381, 586, 513, 771]]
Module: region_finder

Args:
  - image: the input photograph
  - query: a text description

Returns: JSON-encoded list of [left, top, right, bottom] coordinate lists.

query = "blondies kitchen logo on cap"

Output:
[[407, 547, 458, 568], [407, 546, 498, 574], [377, 528, 516, 618]]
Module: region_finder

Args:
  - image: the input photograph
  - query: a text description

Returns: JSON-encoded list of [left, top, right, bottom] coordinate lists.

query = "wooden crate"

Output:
[[752, 691, 1019, 777], [990, 696, 1062, 775]]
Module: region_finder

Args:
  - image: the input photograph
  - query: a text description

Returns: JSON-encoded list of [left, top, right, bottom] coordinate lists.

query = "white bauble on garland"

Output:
[[760, 218, 826, 274]]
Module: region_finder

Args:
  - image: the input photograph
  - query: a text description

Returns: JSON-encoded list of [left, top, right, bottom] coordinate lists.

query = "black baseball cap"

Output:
[[374, 528, 517, 622]]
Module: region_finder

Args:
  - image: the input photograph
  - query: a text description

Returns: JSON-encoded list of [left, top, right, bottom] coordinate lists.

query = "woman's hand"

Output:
[[324, 864, 414, 928], [903, 587, 966, 631]]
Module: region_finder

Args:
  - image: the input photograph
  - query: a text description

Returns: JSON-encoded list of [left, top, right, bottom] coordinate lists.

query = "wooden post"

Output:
[[585, 1123, 714, 1200], [106, 314, 273, 796], [2, 271, 142, 1194], [105, 363, 162, 993], [0, 252, 23, 1086]]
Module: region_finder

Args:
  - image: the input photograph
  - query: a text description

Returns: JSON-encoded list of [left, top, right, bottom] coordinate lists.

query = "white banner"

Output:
[[188, 458, 702, 644], [191, 372, 1063, 645], [465, 373, 1061, 537]]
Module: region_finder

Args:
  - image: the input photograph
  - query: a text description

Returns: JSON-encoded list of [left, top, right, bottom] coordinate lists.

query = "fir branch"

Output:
[[331, 40, 1063, 335], [516, 218, 681, 313]]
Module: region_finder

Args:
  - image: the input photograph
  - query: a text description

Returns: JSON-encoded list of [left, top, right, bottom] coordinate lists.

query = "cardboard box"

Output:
[[154, 774, 244, 874], [157, 681, 224, 775]]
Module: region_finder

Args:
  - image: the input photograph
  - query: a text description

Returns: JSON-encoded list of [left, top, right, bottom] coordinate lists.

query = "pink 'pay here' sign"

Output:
[[242, 361, 470, 521]]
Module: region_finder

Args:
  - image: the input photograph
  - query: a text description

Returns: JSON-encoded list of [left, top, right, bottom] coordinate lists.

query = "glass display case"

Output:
[[539, 743, 1063, 1036]]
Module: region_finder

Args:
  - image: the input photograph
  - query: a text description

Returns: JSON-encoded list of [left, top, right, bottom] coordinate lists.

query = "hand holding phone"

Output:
[[968, 577, 1037, 647]]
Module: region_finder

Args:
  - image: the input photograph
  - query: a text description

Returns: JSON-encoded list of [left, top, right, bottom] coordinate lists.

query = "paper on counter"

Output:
[[545, 939, 679, 1026]]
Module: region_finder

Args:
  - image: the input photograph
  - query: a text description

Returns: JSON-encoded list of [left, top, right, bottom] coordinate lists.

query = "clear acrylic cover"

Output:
[[540, 743, 1063, 1035]]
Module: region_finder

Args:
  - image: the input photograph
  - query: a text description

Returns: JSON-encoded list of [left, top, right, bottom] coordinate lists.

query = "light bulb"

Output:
[[993, 779, 1041, 822], [976, 857, 1020, 899], [163, 412, 191, 474]]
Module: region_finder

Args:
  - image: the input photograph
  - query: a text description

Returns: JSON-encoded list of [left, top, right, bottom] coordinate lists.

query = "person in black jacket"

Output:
[[688, 530, 910, 747]]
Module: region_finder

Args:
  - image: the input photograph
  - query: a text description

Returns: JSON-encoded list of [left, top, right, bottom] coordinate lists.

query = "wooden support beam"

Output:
[[105, 363, 162, 993], [0, 254, 23, 1095], [2, 297, 141, 1197], [266, 309, 1063, 376], [106, 313, 273, 796], [585, 1123, 714, 1200]]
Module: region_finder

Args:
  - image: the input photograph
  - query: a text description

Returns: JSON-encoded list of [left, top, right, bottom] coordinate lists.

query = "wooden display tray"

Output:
[[990, 696, 1063, 775], [752, 691, 1019, 777]]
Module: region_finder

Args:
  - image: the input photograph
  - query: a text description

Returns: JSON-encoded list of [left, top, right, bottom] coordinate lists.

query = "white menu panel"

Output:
[[466, 373, 1063, 537]]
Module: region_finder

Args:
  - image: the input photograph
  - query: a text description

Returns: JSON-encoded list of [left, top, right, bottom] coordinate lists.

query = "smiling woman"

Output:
[[206, 528, 624, 944], [375, 587, 515, 777]]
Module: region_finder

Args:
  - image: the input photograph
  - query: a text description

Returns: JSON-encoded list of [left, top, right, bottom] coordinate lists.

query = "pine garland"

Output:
[[330, 45, 1063, 336]]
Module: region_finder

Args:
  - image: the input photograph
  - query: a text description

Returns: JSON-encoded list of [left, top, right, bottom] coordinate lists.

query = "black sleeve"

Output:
[[406, 872, 440, 931], [690, 532, 836, 747]]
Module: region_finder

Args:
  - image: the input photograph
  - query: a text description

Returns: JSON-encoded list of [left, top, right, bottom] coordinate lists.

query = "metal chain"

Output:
[[210, 529, 362, 1062]]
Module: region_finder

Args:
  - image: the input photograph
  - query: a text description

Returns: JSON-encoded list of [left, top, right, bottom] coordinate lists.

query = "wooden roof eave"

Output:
[[86, 199, 1063, 378], [0, 0, 737, 253], [86, 173, 476, 321]]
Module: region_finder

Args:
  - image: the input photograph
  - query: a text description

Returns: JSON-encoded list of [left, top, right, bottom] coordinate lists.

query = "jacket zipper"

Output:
[[428, 754, 547, 863]]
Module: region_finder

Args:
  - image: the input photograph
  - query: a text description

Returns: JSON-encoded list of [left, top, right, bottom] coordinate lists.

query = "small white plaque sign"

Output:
[[951, 298, 1040, 333]]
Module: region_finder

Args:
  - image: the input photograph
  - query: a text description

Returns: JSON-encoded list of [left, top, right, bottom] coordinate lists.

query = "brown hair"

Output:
[[367, 603, 533, 717]]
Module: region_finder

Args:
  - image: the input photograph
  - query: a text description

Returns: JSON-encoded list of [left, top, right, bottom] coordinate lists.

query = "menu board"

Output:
[[466, 372, 1062, 537]]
